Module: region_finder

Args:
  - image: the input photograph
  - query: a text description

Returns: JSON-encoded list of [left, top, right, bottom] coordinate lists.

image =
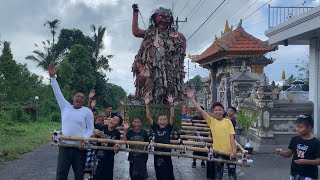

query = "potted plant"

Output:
[[237, 109, 259, 154]]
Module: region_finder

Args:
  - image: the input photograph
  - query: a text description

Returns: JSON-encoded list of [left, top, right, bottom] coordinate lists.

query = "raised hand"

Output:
[[120, 100, 125, 106], [166, 95, 174, 105], [132, 4, 139, 11], [91, 100, 97, 108], [89, 89, 95, 98], [186, 88, 194, 99], [48, 63, 56, 77], [144, 93, 150, 105], [123, 122, 130, 130]]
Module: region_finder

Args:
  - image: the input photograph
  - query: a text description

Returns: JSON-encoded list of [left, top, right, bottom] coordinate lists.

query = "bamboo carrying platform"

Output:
[[59, 136, 243, 157], [59, 143, 247, 166], [58, 141, 248, 166], [53, 115, 252, 167]]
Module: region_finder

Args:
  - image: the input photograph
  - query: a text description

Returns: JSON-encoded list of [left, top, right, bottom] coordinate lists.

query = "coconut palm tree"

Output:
[[25, 40, 53, 70], [44, 19, 60, 45], [91, 24, 113, 72]]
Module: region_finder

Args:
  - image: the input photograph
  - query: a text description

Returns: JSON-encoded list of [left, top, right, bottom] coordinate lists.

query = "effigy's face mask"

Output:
[[155, 13, 172, 29]]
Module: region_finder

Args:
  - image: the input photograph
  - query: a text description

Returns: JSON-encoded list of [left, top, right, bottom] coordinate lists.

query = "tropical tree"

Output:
[[0, 41, 42, 102], [25, 40, 54, 70], [57, 44, 96, 95], [91, 24, 113, 73], [284, 74, 296, 85], [44, 19, 60, 45]]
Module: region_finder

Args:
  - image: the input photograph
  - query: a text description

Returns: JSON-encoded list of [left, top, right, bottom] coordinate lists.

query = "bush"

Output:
[[38, 99, 60, 118], [1, 105, 31, 123], [51, 112, 61, 122]]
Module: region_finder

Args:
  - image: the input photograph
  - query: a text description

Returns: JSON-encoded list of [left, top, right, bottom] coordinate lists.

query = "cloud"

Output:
[[0, 0, 312, 95]]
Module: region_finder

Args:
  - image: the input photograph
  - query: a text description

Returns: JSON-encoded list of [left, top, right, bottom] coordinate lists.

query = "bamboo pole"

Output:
[[59, 136, 244, 157], [235, 141, 247, 154], [181, 122, 209, 127], [180, 130, 210, 136], [170, 140, 212, 147], [181, 126, 211, 131], [59, 143, 247, 166], [178, 135, 246, 155], [182, 119, 206, 123], [180, 135, 213, 142]]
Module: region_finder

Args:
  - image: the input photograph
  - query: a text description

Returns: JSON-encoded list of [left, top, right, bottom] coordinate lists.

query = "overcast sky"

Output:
[[0, 0, 319, 94]]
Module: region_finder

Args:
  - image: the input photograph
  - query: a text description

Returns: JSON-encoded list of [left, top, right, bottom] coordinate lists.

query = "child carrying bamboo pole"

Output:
[[187, 89, 237, 180], [93, 115, 122, 180], [122, 117, 149, 180], [145, 94, 175, 180]]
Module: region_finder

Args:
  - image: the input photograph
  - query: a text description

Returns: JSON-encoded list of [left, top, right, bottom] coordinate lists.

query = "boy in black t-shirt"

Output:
[[94, 115, 123, 180], [123, 117, 149, 180], [145, 94, 175, 180], [227, 106, 237, 131], [275, 115, 320, 180]]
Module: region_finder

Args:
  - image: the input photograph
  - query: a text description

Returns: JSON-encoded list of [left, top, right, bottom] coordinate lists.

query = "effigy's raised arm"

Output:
[[132, 4, 146, 38]]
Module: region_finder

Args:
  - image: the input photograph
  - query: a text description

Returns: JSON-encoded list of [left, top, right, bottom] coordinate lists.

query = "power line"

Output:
[[187, 0, 227, 42], [208, 0, 232, 22], [243, 0, 272, 21], [188, 0, 208, 21], [185, 0, 203, 18], [177, 0, 192, 17], [179, 0, 203, 31], [172, 0, 178, 11], [230, 0, 259, 23], [230, 0, 258, 22], [188, 0, 245, 54], [180, 0, 208, 31], [187, 0, 269, 55], [189, 41, 212, 55], [243, 20, 266, 28]]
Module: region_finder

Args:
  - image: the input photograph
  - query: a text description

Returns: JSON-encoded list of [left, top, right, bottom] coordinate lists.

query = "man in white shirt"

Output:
[[49, 63, 94, 180]]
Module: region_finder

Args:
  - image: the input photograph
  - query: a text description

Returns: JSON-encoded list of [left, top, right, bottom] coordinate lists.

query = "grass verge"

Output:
[[0, 122, 60, 164]]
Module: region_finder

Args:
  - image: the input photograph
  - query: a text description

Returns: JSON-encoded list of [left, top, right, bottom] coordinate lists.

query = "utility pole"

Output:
[[187, 58, 190, 85], [175, 16, 187, 31]]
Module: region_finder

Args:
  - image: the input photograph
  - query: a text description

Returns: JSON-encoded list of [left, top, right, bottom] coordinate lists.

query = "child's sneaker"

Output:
[[201, 161, 206, 168], [192, 162, 196, 168]]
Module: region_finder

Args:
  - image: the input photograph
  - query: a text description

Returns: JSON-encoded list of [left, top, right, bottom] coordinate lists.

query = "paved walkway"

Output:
[[0, 143, 298, 180]]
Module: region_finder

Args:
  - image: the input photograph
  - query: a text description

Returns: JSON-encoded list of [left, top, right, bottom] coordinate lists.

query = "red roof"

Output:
[[190, 20, 278, 64]]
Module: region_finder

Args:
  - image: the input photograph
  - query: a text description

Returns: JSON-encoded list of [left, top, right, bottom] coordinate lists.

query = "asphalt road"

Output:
[[0, 142, 298, 180]]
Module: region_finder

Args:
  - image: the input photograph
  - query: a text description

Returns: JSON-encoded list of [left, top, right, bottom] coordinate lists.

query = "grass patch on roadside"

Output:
[[0, 122, 60, 164]]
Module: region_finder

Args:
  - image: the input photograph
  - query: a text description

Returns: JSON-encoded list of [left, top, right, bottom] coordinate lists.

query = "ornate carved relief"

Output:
[[263, 111, 270, 128], [273, 121, 296, 132]]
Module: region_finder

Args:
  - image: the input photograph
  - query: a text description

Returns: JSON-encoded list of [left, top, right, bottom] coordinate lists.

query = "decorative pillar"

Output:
[[210, 68, 218, 102], [309, 37, 320, 136]]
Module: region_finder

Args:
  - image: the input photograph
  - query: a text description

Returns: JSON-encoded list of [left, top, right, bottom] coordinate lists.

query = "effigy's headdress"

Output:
[[152, 7, 173, 16]]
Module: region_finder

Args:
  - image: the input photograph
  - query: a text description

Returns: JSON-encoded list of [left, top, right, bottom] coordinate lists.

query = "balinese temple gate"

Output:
[[190, 20, 277, 109]]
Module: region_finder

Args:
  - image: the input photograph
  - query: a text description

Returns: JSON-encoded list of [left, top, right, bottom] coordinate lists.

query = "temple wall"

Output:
[[238, 101, 313, 153]]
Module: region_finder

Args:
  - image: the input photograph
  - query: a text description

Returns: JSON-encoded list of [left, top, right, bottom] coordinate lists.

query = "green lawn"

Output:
[[0, 122, 60, 163]]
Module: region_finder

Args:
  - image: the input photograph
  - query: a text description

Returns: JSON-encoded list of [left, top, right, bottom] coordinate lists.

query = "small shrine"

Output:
[[190, 19, 278, 109]]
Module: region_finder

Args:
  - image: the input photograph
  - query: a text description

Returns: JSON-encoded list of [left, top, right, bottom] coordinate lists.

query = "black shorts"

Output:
[[206, 161, 216, 179], [154, 155, 175, 180], [129, 160, 148, 180], [193, 150, 208, 157]]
